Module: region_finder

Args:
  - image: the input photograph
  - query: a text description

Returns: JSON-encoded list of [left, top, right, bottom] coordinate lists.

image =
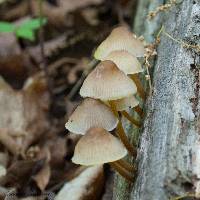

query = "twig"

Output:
[[157, 25, 164, 38], [66, 59, 98, 100], [28, 0, 33, 17], [170, 193, 195, 200], [38, 0, 54, 102], [48, 57, 78, 73], [162, 27, 200, 53]]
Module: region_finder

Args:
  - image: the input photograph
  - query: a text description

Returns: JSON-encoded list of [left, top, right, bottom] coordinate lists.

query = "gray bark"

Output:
[[113, 0, 200, 199]]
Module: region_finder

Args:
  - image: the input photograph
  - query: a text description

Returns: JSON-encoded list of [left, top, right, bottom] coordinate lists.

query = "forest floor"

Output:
[[0, 0, 136, 199]]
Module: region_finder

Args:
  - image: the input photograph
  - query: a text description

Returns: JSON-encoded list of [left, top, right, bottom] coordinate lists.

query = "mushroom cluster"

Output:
[[65, 26, 145, 182]]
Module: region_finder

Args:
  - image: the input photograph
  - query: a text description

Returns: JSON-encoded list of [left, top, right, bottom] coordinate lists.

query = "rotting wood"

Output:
[[113, 0, 200, 199]]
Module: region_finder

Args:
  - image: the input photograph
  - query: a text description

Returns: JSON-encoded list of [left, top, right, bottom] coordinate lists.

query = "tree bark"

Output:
[[113, 0, 200, 199]]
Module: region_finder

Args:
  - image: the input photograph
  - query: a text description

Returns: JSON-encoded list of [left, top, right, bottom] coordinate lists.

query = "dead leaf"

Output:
[[45, 137, 66, 168], [67, 58, 89, 84], [81, 8, 99, 26], [0, 27, 30, 89], [0, 129, 21, 155], [0, 33, 21, 57], [3, 1, 28, 20], [64, 165, 87, 181], [65, 134, 81, 160], [0, 159, 45, 187], [0, 152, 9, 167], [0, 165, 6, 177], [55, 165, 104, 200], [33, 163, 51, 191], [31, 0, 103, 27], [0, 54, 28, 89], [20, 196, 46, 200], [0, 75, 50, 155], [101, 168, 114, 200], [28, 34, 67, 64]]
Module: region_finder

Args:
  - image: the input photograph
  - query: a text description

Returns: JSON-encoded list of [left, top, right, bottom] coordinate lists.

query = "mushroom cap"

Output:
[[80, 60, 137, 101], [72, 127, 127, 165], [94, 26, 145, 60], [103, 50, 143, 75], [114, 95, 139, 111], [65, 98, 118, 135]]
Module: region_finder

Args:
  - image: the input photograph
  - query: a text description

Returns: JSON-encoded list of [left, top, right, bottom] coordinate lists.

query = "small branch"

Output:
[[66, 59, 98, 100], [162, 27, 200, 53], [170, 193, 195, 200], [38, 0, 54, 102]]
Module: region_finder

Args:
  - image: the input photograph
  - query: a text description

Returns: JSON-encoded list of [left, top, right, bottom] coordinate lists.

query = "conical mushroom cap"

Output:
[[65, 98, 118, 135], [80, 61, 137, 101], [72, 127, 127, 165], [94, 26, 145, 60], [103, 50, 143, 75], [114, 95, 139, 111]]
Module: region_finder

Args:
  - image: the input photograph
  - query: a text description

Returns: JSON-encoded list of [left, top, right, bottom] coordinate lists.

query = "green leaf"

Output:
[[16, 28, 35, 41], [20, 18, 47, 30], [0, 22, 15, 33]]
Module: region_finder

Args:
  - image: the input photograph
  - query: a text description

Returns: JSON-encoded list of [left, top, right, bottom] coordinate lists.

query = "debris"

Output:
[[55, 165, 104, 200]]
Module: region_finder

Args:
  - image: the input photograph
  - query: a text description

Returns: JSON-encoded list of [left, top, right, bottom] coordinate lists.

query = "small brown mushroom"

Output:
[[80, 60, 137, 101], [103, 50, 143, 75], [114, 95, 139, 112], [94, 26, 145, 60], [103, 50, 146, 100], [72, 127, 134, 182], [80, 61, 137, 156], [113, 95, 143, 126], [65, 98, 118, 135]]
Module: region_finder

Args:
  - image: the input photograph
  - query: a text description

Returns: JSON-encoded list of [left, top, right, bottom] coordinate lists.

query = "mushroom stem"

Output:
[[109, 162, 134, 182], [121, 111, 141, 128], [116, 159, 136, 172], [109, 101, 137, 157], [134, 105, 144, 118], [130, 74, 146, 100], [116, 121, 137, 156]]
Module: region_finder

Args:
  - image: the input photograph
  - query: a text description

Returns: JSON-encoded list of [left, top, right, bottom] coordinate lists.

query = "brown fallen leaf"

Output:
[[19, 196, 46, 200], [0, 152, 9, 168], [3, 1, 29, 20], [0, 33, 21, 57], [0, 165, 6, 177], [59, 0, 103, 11], [65, 134, 81, 160], [32, 163, 51, 191], [31, 0, 103, 27], [67, 58, 89, 84], [0, 26, 31, 88], [0, 159, 45, 188], [28, 34, 67, 64], [63, 165, 87, 182], [0, 129, 21, 155], [0, 186, 9, 200], [0, 54, 28, 89], [55, 165, 104, 200], [81, 8, 99, 26], [45, 136, 66, 168], [0, 75, 50, 155]]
